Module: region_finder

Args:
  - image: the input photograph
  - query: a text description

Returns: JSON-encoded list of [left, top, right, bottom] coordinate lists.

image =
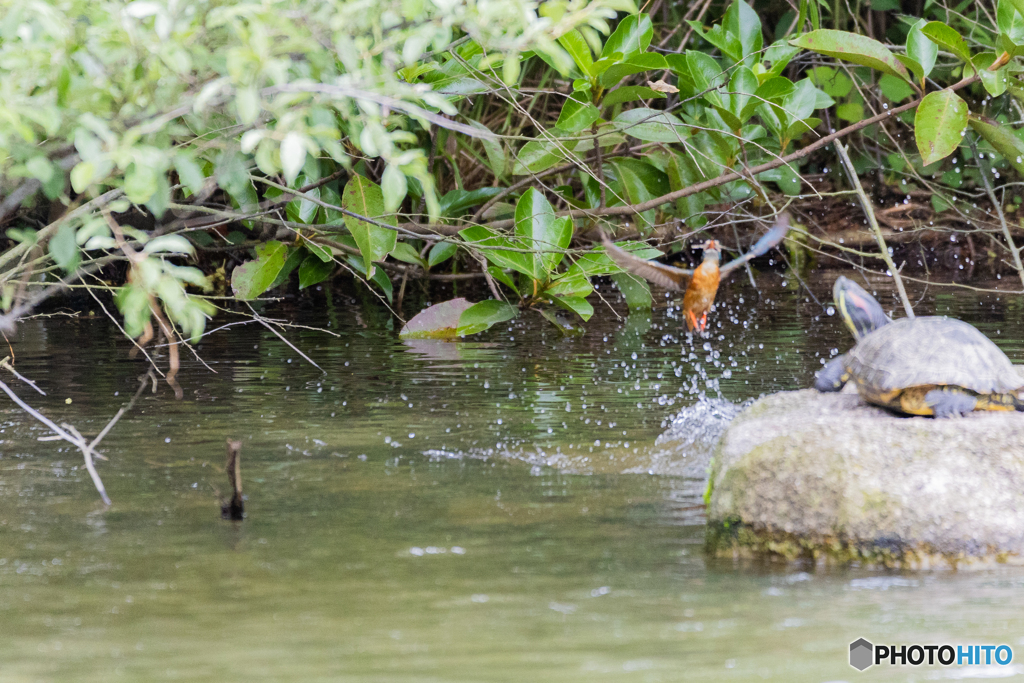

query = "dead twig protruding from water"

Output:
[[835, 141, 915, 318], [221, 440, 245, 521]]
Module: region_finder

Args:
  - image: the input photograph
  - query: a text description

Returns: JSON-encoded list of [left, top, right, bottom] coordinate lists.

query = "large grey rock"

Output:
[[706, 389, 1024, 569]]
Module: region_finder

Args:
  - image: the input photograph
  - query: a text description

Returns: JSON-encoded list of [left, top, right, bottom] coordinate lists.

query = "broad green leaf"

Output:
[[544, 269, 593, 298], [428, 241, 459, 267], [920, 22, 972, 62], [601, 14, 653, 59], [50, 223, 80, 273], [342, 174, 398, 278], [456, 300, 519, 336], [601, 86, 666, 108], [470, 120, 508, 177], [969, 116, 1024, 176], [763, 41, 801, 79], [143, 235, 194, 255], [268, 246, 305, 291], [612, 108, 687, 142], [725, 0, 763, 65], [487, 266, 519, 294], [599, 53, 669, 88], [915, 90, 969, 165], [907, 19, 937, 81], [280, 133, 306, 185], [399, 298, 476, 339], [391, 241, 427, 267], [174, 153, 206, 195], [558, 30, 594, 77], [611, 272, 652, 309], [512, 127, 579, 175], [686, 21, 742, 65], [790, 30, 912, 84], [727, 67, 759, 123], [513, 188, 568, 277], [231, 241, 288, 300], [438, 187, 504, 217], [552, 295, 594, 321], [459, 225, 534, 277], [305, 241, 333, 262], [879, 74, 916, 102], [381, 164, 408, 213], [687, 51, 726, 107], [808, 66, 853, 98], [998, 0, 1024, 46], [665, 152, 707, 226], [741, 77, 794, 121], [969, 53, 1009, 96], [298, 254, 335, 289], [557, 94, 601, 133], [609, 159, 657, 231], [124, 164, 158, 204]]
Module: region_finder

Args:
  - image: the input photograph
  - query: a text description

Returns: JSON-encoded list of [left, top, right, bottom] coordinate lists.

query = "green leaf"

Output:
[[49, 222, 80, 273], [969, 53, 1009, 96], [556, 94, 601, 134], [298, 254, 335, 289], [687, 51, 726, 107], [907, 19, 937, 81], [790, 30, 912, 84], [342, 174, 398, 278], [968, 116, 1024, 176], [664, 152, 707, 226], [280, 133, 306, 185], [920, 22, 972, 63], [915, 90, 969, 165], [725, 0, 763, 65], [599, 52, 669, 88], [601, 14, 653, 59], [998, 0, 1024, 46], [611, 273, 651, 309], [381, 164, 408, 213], [400, 298, 476, 339], [601, 86, 666, 108], [305, 241, 333, 262], [727, 66, 759, 123], [231, 241, 288, 300], [438, 187, 504, 217], [612, 108, 687, 142], [391, 242, 427, 267], [514, 188, 570, 277], [459, 226, 534, 277], [487, 266, 519, 294], [558, 29, 595, 77], [174, 153, 206, 195], [552, 295, 594, 321], [428, 241, 459, 267], [741, 77, 794, 121], [70, 161, 95, 193], [879, 74, 916, 102], [268, 246, 305, 291], [512, 127, 579, 175], [456, 300, 519, 336]]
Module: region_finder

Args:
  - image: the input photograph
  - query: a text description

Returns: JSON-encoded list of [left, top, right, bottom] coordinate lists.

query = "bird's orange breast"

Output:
[[683, 261, 720, 329]]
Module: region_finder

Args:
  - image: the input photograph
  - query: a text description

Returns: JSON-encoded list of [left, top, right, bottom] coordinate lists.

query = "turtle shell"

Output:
[[847, 317, 1024, 394]]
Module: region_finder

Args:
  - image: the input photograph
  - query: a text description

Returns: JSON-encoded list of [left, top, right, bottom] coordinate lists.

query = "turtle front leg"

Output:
[[814, 354, 850, 393], [924, 389, 978, 418]]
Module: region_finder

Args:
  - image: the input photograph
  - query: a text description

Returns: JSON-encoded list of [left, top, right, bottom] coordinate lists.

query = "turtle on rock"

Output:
[[815, 276, 1024, 418]]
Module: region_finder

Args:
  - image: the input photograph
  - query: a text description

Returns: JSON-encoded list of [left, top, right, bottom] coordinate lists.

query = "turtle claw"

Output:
[[925, 389, 978, 418]]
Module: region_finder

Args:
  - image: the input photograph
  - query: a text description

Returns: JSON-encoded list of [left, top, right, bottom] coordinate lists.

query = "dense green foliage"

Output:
[[3, 0, 1024, 346]]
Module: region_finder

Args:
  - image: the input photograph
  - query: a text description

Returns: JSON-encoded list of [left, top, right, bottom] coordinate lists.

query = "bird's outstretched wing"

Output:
[[600, 232, 692, 291], [719, 212, 791, 277]]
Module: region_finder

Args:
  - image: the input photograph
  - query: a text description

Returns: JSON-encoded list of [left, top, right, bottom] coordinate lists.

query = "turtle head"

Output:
[[834, 276, 891, 340], [699, 239, 721, 263]]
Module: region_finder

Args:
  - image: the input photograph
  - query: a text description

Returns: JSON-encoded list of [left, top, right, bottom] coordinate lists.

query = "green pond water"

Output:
[[2, 272, 1024, 682]]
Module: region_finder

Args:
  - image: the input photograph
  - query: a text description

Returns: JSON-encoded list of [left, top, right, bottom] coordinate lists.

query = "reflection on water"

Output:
[[1, 272, 1023, 681]]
